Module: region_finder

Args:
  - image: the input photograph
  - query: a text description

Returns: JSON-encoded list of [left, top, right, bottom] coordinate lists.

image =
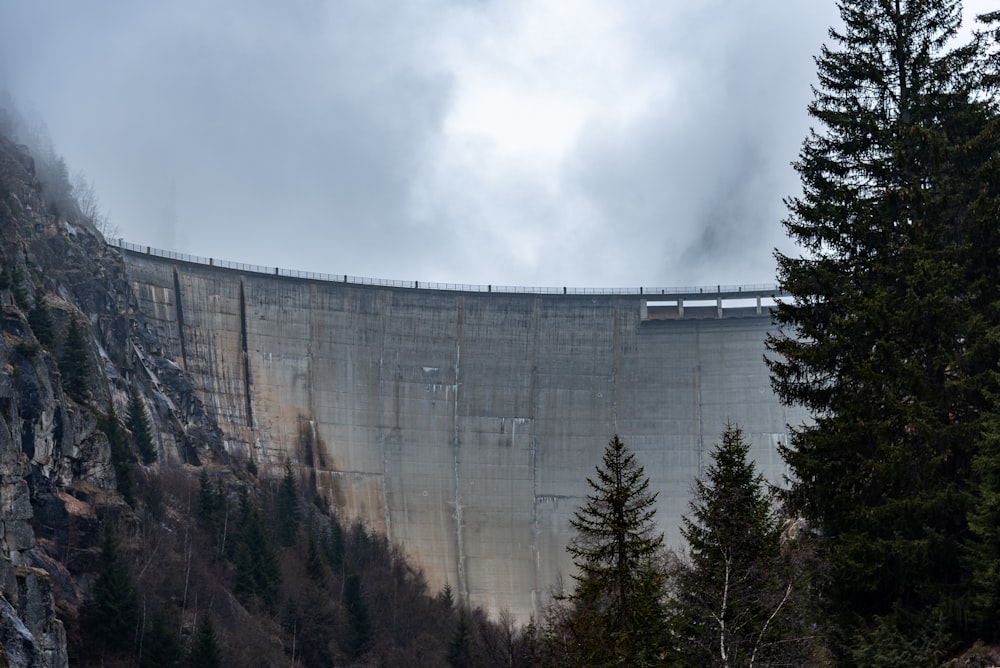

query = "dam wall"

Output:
[[119, 243, 809, 620]]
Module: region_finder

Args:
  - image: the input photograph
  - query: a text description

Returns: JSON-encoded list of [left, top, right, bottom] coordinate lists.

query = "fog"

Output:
[[0, 1, 993, 287]]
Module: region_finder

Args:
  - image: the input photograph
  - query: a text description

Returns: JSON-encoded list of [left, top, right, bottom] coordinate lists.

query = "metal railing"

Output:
[[113, 239, 783, 298]]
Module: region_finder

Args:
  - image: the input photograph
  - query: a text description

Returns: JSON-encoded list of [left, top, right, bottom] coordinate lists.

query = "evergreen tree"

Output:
[[322, 520, 345, 571], [82, 523, 140, 657], [27, 289, 53, 346], [768, 0, 998, 658], [197, 471, 228, 558], [8, 265, 27, 308], [127, 387, 157, 464], [233, 490, 280, 610], [562, 434, 667, 665], [100, 403, 134, 504], [447, 608, 473, 668], [59, 314, 91, 402], [962, 9, 1000, 640], [305, 534, 327, 583], [672, 422, 826, 666], [343, 572, 372, 662], [275, 458, 300, 547], [187, 614, 223, 668], [139, 612, 183, 668]]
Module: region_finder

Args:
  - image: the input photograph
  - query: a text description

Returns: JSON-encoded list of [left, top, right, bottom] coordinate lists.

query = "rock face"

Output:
[[0, 129, 224, 665]]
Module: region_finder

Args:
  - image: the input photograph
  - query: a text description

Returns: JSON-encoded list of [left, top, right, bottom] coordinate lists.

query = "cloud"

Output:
[[1, 0, 985, 287]]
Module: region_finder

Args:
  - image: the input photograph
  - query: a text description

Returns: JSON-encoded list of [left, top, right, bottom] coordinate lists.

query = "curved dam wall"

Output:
[[120, 245, 809, 620]]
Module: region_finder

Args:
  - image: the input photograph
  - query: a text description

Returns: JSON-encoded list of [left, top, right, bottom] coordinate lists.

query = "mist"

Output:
[[1, 0, 993, 287]]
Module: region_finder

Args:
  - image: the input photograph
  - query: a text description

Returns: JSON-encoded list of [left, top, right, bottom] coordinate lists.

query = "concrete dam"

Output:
[[119, 243, 809, 620]]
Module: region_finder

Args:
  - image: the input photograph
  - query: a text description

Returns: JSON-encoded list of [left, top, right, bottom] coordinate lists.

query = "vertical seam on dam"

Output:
[[238, 278, 255, 430], [172, 267, 188, 368], [695, 323, 704, 476], [377, 291, 392, 544], [453, 296, 467, 604], [529, 296, 541, 609]]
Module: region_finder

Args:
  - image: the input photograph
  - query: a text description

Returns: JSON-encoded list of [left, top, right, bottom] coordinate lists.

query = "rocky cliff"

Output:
[[0, 127, 227, 666]]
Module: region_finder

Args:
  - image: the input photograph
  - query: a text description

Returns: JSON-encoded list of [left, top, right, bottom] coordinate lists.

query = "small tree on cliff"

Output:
[[100, 402, 134, 504], [59, 314, 91, 402], [127, 387, 157, 464], [28, 289, 54, 346], [560, 434, 668, 665]]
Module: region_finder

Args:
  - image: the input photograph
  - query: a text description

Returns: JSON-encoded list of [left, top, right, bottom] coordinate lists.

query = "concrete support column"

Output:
[[717, 297, 722, 318]]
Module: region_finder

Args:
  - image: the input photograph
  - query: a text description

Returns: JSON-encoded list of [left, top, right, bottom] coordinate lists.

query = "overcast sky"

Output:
[[0, 1, 994, 288]]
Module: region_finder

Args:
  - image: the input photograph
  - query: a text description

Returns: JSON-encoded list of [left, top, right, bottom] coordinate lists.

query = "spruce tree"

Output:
[[343, 572, 372, 662], [27, 289, 53, 346], [768, 0, 998, 658], [197, 471, 227, 558], [672, 423, 825, 666], [962, 9, 1000, 640], [275, 458, 300, 547], [446, 608, 473, 668], [100, 403, 134, 504], [562, 434, 667, 665], [187, 614, 223, 668], [82, 523, 140, 657], [59, 314, 91, 402], [127, 387, 157, 464], [233, 490, 280, 610], [140, 613, 183, 668]]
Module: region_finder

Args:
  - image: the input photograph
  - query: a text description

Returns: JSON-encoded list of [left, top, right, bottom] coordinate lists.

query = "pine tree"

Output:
[[322, 520, 345, 571], [197, 471, 228, 558], [562, 434, 667, 665], [767, 0, 998, 658], [127, 387, 157, 464], [8, 266, 27, 308], [100, 403, 134, 504], [187, 614, 223, 668], [59, 314, 91, 402], [305, 534, 327, 583], [139, 612, 183, 668], [962, 10, 1000, 640], [275, 458, 300, 547], [343, 572, 372, 662], [82, 523, 140, 657], [672, 422, 826, 666], [27, 289, 53, 346], [447, 608, 473, 668], [233, 490, 280, 610]]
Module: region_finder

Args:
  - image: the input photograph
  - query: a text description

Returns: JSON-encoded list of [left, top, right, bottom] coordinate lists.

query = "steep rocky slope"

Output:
[[0, 126, 227, 666]]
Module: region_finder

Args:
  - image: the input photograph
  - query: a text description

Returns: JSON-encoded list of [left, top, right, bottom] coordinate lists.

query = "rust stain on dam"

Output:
[[121, 247, 808, 620]]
